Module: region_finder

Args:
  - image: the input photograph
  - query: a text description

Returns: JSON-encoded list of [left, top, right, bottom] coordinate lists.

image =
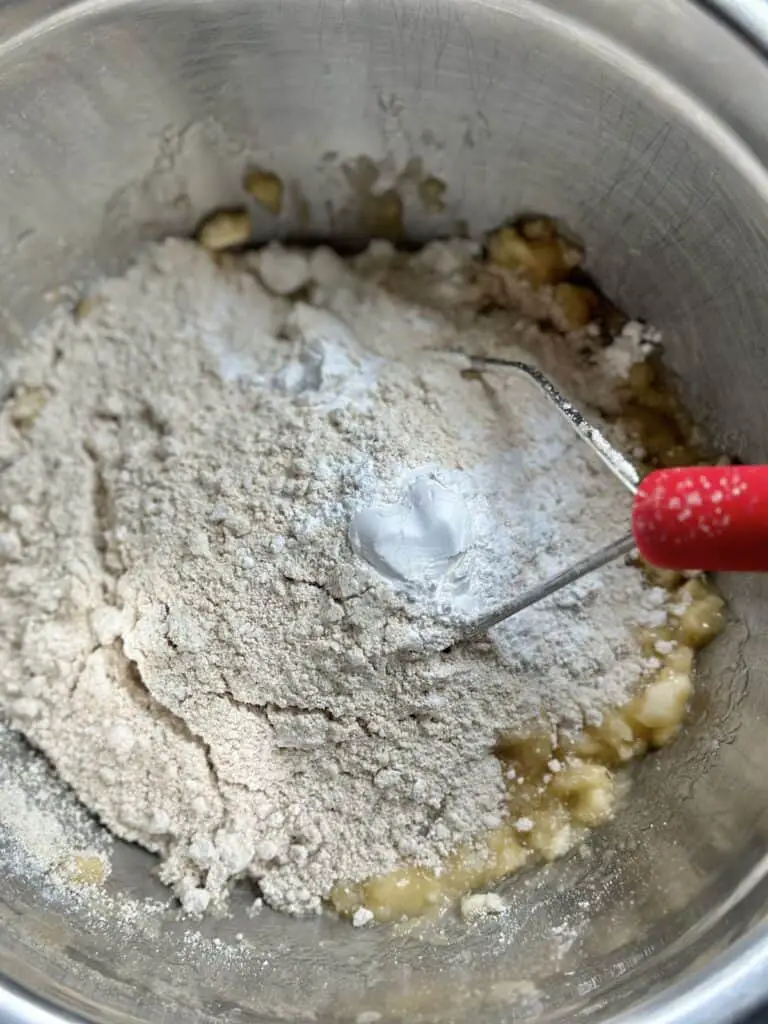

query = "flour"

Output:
[[0, 237, 669, 916], [0, 724, 113, 879]]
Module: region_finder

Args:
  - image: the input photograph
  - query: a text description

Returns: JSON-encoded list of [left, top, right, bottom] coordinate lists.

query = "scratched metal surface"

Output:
[[1, 0, 768, 1022]]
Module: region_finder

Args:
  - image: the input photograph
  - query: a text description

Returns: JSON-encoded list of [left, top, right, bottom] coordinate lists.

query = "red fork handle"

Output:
[[632, 464, 768, 573]]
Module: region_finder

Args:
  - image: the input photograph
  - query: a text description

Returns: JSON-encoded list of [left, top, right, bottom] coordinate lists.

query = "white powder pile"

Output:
[[0, 237, 667, 916]]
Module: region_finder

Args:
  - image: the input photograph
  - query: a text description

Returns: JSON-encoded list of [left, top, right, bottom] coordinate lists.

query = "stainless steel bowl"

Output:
[[2, 0, 768, 1021]]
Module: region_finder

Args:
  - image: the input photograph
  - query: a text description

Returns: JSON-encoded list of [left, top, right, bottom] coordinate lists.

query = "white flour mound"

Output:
[[0, 237, 666, 916]]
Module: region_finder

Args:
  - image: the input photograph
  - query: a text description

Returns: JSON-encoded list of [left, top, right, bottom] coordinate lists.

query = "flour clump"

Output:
[[0, 236, 669, 917]]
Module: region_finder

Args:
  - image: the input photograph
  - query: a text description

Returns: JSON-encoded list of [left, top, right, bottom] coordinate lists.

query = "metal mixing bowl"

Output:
[[2, 0, 768, 1020]]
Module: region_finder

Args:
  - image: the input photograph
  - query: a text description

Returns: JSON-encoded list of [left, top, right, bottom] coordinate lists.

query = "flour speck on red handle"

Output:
[[632, 465, 768, 572]]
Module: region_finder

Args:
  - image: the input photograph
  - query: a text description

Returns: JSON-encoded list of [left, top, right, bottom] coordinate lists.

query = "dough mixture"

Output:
[[0, 223, 724, 920]]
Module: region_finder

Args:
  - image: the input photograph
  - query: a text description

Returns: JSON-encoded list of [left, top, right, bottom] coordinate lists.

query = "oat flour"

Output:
[[0, 238, 666, 915]]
